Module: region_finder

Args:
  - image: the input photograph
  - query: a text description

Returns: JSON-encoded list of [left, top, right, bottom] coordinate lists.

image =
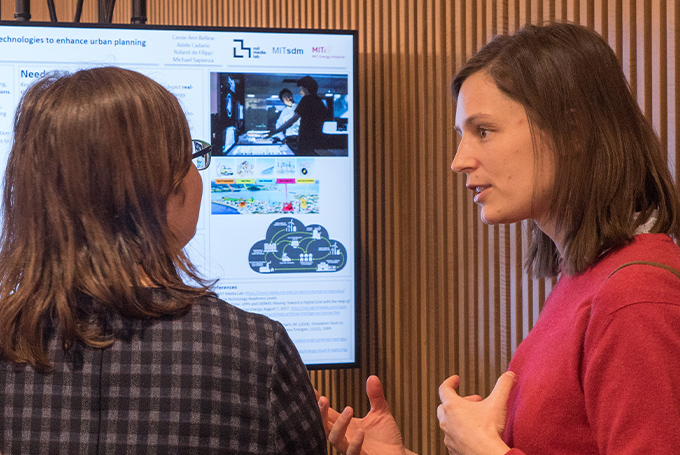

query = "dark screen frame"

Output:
[[0, 19, 360, 370]]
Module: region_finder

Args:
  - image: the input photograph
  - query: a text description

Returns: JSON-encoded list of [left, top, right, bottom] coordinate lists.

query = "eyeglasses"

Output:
[[192, 139, 212, 171]]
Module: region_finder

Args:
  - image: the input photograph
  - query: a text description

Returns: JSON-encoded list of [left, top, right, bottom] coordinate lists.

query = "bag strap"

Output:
[[608, 261, 680, 280]]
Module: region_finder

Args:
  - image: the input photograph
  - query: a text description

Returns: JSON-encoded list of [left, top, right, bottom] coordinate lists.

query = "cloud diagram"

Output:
[[249, 218, 347, 273]]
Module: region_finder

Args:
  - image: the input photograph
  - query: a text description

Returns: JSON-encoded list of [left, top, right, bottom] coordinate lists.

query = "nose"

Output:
[[450, 136, 475, 174]]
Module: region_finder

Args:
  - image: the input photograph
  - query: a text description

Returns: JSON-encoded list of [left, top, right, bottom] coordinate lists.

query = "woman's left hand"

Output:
[[436, 372, 515, 455]]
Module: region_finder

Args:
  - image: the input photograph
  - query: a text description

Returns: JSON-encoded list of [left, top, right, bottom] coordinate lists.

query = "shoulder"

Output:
[[551, 235, 680, 310], [592, 234, 680, 313], [139, 290, 289, 361], [582, 235, 680, 338], [187, 292, 286, 344], [296, 95, 324, 110], [190, 292, 276, 324], [581, 235, 680, 363], [296, 96, 311, 108]]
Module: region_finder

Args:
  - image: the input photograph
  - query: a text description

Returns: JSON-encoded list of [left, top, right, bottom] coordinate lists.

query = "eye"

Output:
[[478, 127, 489, 139]]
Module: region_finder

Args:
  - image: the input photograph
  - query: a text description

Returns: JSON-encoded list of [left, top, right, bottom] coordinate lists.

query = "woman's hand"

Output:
[[436, 372, 515, 455], [317, 375, 416, 455]]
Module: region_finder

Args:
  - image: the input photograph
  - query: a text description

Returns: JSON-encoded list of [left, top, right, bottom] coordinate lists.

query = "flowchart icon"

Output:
[[248, 217, 347, 273]]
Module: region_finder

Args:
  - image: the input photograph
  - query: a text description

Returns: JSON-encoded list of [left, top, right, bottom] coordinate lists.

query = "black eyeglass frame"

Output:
[[191, 139, 212, 171]]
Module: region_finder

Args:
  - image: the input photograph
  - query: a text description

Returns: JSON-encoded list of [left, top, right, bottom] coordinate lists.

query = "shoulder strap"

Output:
[[608, 261, 680, 280]]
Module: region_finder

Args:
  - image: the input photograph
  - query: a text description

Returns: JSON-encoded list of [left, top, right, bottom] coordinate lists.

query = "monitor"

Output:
[[0, 21, 358, 368]]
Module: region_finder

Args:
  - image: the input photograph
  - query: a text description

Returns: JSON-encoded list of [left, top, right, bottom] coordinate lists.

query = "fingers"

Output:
[[322, 375, 394, 416], [489, 371, 516, 404], [327, 406, 353, 453], [319, 395, 349, 440], [314, 388, 320, 401], [366, 375, 390, 413], [488, 371, 516, 433], [436, 403, 445, 422], [318, 396, 332, 437], [438, 375, 461, 402], [440, 374, 461, 390], [318, 395, 341, 422], [346, 429, 365, 455]]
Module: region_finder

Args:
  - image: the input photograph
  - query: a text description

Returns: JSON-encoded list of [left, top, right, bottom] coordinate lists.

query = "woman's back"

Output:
[[0, 290, 325, 454]]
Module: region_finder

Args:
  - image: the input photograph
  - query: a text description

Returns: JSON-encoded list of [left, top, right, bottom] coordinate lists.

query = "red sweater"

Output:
[[504, 234, 680, 454]]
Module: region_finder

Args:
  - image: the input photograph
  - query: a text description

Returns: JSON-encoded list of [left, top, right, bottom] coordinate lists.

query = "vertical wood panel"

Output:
[[0, 1, 675, 453]]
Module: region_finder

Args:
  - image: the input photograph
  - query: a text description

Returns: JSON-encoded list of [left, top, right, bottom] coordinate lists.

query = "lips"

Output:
[[468, 184, 490, 202]]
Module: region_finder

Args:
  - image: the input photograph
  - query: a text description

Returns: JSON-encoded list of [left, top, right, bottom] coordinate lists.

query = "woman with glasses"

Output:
[[0, 67, 325, 454]]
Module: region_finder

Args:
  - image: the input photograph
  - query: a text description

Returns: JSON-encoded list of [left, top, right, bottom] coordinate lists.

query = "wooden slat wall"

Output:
[[1, 1, 677, 453], [0, 1, 131, 23]]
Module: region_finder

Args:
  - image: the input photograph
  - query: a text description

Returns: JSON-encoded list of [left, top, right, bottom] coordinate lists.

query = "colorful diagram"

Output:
[[211, 179, 319, 215], [249, 218, 347, 273]]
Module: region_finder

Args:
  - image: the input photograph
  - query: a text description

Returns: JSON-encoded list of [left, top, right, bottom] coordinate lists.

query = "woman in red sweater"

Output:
[[320, 22, 680, 455]]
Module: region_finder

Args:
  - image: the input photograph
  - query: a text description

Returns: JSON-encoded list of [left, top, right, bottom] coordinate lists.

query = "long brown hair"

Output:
[[0, 67, 213, 368], [452, 22, 680, 277]]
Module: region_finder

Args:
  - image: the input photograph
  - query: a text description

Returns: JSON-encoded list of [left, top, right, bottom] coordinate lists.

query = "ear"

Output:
[[168, 180, 188, 205], [166, 180, 188, 232], [165, 180, 189, 249], [164, 166, 202, 251]]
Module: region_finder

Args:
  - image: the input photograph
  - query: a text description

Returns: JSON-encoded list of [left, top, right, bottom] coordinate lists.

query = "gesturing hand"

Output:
[[317, 375, 415, 455], [436, 372, 515, 455]]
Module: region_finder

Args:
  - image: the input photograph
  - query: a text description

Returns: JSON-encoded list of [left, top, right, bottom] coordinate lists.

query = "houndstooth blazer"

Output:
[[0, 290, 326, 454]]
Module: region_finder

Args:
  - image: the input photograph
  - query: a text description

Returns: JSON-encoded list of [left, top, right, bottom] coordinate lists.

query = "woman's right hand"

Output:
[[317, 375, 416, 455]]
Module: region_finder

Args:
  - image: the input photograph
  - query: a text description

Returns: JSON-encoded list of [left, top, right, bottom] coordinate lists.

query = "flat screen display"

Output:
[[0, 21, 358, 368]]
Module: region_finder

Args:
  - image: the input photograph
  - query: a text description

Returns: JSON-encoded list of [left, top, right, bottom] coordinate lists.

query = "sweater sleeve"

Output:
[[269, 322, 327, 455], [583, 297, 680, 454]]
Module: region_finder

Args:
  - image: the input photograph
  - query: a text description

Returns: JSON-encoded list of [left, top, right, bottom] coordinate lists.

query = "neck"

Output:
[[535, 218, 565, 257]]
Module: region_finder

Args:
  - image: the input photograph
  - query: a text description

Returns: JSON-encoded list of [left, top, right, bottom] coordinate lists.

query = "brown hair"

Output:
[[452, 22, 679, 277], [0, 67, 213, 368]]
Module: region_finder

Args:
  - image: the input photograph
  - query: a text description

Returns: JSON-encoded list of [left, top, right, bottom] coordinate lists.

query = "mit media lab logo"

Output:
[[233, 39, 251, 58], [233, 38, 267, 59]]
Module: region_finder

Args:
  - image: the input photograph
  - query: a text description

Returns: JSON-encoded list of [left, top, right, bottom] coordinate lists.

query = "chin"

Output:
[[480, 209, 500, 225], [480, 209, 521, 226]]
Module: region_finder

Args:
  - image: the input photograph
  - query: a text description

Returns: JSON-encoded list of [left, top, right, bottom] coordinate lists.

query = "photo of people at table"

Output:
[[210, 72, 349, 157]]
